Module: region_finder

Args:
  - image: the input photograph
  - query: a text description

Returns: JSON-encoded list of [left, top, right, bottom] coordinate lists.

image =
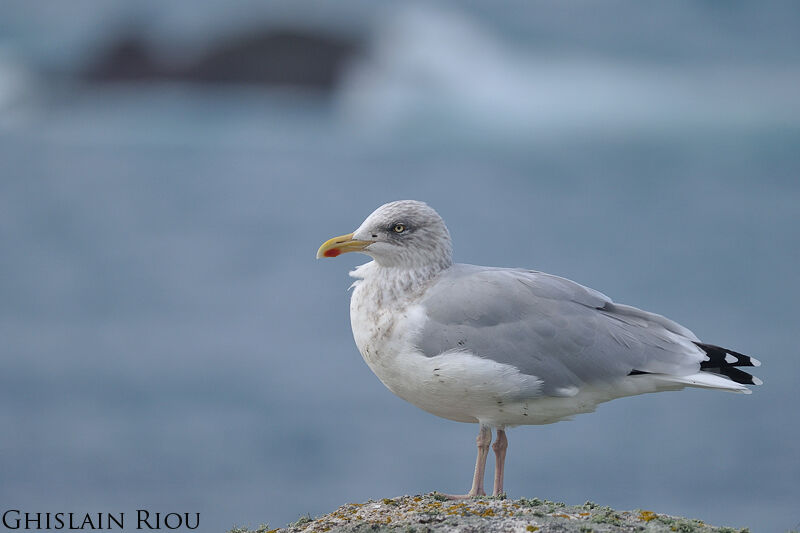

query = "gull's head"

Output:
[[317, 200, 453, 269]]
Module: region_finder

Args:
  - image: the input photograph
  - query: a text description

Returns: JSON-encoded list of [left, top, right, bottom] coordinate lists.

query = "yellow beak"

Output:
[[316, 232, 373, 259]]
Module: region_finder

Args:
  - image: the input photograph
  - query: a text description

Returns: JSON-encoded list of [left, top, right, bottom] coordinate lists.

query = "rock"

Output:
[[81, 34, 158, 83], [231, 494, 750, 533], [186, 30, 360, 89], [81, 27, 361, 91]]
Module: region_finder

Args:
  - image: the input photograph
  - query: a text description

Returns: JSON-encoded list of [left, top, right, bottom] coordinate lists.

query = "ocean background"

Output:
[[1, 2, 799, 531]]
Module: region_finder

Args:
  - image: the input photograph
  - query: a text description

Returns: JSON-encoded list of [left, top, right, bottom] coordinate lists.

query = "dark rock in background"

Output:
[[80, 28, 362, 90]]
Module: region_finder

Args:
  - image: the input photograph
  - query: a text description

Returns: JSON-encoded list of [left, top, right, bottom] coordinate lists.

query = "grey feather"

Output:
[[415, 264, 704, 396]]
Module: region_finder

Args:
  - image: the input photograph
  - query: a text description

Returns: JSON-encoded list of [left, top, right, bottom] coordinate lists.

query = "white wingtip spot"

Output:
[[752, 376, 763, 386], [552, 385, 580, 397], [750, 357, 762, 367], [724, 354, 738, 364]]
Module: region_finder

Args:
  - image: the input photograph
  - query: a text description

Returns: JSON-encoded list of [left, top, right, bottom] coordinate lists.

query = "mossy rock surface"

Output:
[[230, 494, 749, 533]]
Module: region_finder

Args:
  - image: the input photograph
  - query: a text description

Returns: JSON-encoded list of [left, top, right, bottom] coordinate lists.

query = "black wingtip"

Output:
[[695, 342, 762, 385]]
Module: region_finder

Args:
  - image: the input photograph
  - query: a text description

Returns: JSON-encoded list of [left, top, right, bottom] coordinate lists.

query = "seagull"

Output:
[[316, 200, 761, 498]]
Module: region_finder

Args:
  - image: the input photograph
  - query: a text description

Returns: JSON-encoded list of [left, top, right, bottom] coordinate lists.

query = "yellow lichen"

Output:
[[526, 526, 540, 532], [639, 510, 658, 522]]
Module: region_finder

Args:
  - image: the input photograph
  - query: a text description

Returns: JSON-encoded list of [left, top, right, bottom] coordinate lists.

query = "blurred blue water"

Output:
[[1, 3, 799, 532]]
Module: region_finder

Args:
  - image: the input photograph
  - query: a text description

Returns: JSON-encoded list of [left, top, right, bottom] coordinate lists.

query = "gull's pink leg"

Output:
[[492, 428, 508, 497], [443, 424, 491, 499]]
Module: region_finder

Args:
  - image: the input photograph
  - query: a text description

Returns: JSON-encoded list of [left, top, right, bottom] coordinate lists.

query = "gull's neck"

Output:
[[349, 259, 450, 306]]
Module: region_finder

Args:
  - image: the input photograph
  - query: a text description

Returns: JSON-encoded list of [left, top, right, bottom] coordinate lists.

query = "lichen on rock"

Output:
[[231, 494, 750, 533]]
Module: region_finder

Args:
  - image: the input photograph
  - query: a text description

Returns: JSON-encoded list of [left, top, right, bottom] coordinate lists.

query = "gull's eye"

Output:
[[393, 224, 406, 233]]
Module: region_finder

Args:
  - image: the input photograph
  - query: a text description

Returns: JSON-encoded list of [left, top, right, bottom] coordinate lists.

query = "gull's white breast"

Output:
[[350, 273, 552, 426]]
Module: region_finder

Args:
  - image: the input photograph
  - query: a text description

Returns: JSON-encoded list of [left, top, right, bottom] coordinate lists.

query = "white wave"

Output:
[[337, 4, 800, 137]]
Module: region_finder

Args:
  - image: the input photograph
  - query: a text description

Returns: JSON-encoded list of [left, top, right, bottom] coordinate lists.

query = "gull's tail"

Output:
[[695, 342, 762, 386]]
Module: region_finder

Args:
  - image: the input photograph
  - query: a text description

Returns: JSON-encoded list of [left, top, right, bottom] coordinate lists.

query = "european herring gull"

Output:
[[317, 200, 761, 498]]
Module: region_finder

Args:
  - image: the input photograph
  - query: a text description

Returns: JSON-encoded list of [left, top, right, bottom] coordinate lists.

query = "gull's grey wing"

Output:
[[415, 264, 705, 396]]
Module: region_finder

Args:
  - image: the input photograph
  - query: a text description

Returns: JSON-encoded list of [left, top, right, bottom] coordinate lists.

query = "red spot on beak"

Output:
[[324, 248, 341, 258]]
